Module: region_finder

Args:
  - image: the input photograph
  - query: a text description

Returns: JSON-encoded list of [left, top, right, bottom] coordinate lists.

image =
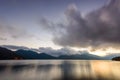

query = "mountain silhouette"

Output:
[[0, 47, 115, 60], [0, 47, 23, 60], [15, 49, 56, 59], [112, 57, 120, 61]]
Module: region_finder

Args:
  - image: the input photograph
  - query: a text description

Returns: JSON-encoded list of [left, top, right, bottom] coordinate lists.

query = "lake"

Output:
[[0, 60, 120, 80]]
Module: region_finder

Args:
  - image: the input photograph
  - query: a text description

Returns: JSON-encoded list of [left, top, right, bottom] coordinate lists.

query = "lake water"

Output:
[[0, 60, 120, 80]]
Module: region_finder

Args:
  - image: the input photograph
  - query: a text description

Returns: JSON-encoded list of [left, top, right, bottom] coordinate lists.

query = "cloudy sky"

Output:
[[1, 0, 120, 56]]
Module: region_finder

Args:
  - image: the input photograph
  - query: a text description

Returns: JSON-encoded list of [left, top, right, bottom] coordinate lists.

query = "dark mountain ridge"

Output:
[[0, 47, 23, 60], [112, 57, 120, 61], [15, 49, 56, 59]]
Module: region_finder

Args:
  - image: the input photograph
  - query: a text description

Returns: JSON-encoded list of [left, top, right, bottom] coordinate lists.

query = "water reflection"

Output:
[[0, 60, 120, 80]]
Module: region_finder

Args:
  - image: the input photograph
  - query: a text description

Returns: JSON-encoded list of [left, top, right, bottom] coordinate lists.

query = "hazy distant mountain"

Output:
[[58, 53, 104, 60], [0, 47, 23, 60], [15, 49, 56, 59], [38, 53, 57, 59], [103, 54, 120, 60]]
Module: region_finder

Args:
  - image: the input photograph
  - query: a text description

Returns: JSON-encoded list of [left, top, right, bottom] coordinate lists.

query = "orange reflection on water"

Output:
[[91, 61, 113, 79]]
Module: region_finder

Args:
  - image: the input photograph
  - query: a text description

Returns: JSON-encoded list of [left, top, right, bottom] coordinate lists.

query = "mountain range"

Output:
[[15, 49, 56, 59], [0, 47, 119, 60]]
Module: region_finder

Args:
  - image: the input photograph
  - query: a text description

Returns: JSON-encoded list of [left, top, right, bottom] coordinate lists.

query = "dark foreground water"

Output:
[[0, 60, 120, 80]]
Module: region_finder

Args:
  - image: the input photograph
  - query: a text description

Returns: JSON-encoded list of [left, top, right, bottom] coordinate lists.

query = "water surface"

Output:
[[0, 60, 120, 80]]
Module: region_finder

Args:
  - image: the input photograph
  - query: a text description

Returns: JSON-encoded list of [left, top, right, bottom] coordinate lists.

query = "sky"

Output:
[[1, 0, 120, 56]]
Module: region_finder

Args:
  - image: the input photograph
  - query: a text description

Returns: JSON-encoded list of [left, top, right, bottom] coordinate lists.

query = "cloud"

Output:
[[0, 21, 32, 39], [0, 37, 7, 40], [39, 47, 88, 57], [40, 17, 66, 36], [1, 45, 29, 50], [40, 0, 120, 49]]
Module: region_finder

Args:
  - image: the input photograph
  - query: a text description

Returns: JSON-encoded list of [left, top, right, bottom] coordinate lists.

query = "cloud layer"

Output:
[[39, 47, 81, 57], [1, 45, 29, 50], [0, 20, 32, 40], [40, 0, 120, 49]]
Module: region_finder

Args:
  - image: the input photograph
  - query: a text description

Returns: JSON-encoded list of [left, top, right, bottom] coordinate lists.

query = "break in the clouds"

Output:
[[40, 0, 120, 49]]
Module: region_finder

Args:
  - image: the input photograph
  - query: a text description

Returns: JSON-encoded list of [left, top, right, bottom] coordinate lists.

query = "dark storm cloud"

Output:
[[40, 17, 66, 36], [40, 0, 120, 49], [1, 45, 29, 50]]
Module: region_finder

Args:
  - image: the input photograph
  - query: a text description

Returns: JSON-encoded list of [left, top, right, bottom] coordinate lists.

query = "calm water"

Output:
[[0, 60, 120, 80]]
